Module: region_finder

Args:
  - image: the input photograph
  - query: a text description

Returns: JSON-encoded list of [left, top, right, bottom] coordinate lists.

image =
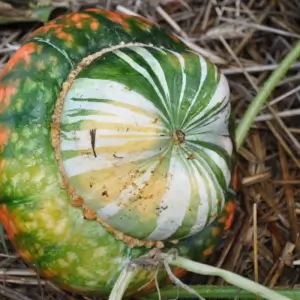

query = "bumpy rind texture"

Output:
[[0, 9, 236, 296]]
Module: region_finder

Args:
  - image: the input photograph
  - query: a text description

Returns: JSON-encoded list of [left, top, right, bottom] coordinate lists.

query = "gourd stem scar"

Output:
[[172, 130, 185, 144]]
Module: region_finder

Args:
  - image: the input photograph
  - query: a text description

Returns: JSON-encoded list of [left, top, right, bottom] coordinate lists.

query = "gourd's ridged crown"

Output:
[[57, 44, 233, 244]]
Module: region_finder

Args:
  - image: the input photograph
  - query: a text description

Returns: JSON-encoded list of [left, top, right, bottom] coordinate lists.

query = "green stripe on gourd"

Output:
[[58, 44, 232, 242]]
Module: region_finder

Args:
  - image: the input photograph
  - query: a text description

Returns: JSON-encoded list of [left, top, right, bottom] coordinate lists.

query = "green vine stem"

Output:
[[108, 266, 138, 300], [142, 285, 299, 300], [235, 40, 300, 149], [165, 255, 291, 300]]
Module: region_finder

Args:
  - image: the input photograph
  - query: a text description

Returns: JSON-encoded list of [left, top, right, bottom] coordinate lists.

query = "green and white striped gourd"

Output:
[[0, 9, 236, 296]]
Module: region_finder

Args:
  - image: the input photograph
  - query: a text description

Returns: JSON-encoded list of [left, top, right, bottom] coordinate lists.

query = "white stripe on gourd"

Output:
[[183, 147, 220, 211], [186, 141, 231, 186], [114, 50, 173, 128], [180, 54, 208, 128], [147, 148, 191, 241], [62, 79, 168, 125], [186, 161, 210, 237], [59, 44, 232, 242], [185, 148, 227, 214], [186, 134, 233, 155], [184, 74, 229, 133], [63, 148, 167, 177], [61, 133, 169, 151], [167, 49, 186, 128], [130, 47, 171, 110]]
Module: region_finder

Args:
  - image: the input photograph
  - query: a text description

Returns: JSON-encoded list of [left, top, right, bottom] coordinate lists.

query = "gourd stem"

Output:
[[165, 255, 292, 300], [235, 41, 300, 150], [108, 266, 137, 300], [143, 285, 300, 299]]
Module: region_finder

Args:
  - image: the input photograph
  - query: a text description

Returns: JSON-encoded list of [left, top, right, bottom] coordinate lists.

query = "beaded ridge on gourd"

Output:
[[0, 9, 236, 297]]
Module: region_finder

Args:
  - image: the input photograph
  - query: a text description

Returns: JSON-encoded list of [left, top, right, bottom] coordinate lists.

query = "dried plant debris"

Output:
[[1, 0, 300, 299]]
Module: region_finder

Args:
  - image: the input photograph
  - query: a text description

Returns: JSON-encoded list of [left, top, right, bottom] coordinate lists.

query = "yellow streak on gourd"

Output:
[[10, 132, 18, 142], [38, 201, 58, 229], [108, 99, 159, 120], [26, 219, 38, 230], [49, 55, 58, 65], [95, 269, 109, 276], [78, 120, 161, 134], [82, 135, 164, 155], [128, 170, 169, 220], [2, 173, 7, 183], [70, 119, 170, 219], [11, 173, 21, 187], [55, 218, 68, 235], [67, 252, 78, 262], [87, 280, 100, 286], [33, 197, 69, 237], [15, 98, 23, 112], [72, 162, 139, 207], [36, 61, 46, 71], [76, 266, 94, 278], [92, 247, 107, 258], [37, 246, 44, 256], [87, 240, 100, 247], [58, 258, 69, 268]]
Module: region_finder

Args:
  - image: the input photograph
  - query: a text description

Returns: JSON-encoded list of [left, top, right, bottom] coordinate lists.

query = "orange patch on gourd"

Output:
[[137, 266, 187, 296], [0, 159, 6, 173], [30, 23, 65, 36], [203, 246, 214, 256], [134, 281, 156, 296], [135, 16, 153, 25], [219, 215, 226, 223], [0, 42, 37, 78], [169, 266, 187, 279], [169, 33, 180, 43], [224, 214, 234, 230], [102, 11, 131, 32], [30, 23, 73, 45], [85, 8, 101, 13], [0, 205, 19, 241], [90, 20, 100, 30], [218, 167, 238, 229], [132, 17, 153, 31], [224, 201, 236, 230], [0, 125, 8, 186], [36, 60, 46, 71], [69, 13, 93, 29], [211, 226, 221, 237], [40, 268, 57, 278], [18, 249, 32, 262], [0, 125, 9, 185], [0, 82, 19, 113], [88, 8, 152, 31], [0, 125, 9, 148], [70, 13, 99, 30], [232, 165, 238, 190], [56, 30, 73, 45]]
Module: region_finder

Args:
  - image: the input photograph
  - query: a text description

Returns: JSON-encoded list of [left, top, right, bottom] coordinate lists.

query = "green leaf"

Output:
[[0, 1, 64, 24]]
